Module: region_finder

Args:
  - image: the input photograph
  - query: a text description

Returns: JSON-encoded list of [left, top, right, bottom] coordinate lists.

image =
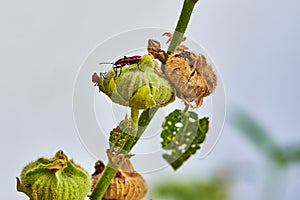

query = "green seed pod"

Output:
[[95, 54, 176, 109], [16, 150, 91, 200]]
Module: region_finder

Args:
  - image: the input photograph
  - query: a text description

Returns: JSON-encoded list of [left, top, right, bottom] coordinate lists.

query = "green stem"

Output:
[[89, 161, 119, 200], [183, 105, 189, 113], [135, 106, 159, 144], [131, 108, 139, 126], [125, 106, 160, 151], [167, 0, 199, 53]]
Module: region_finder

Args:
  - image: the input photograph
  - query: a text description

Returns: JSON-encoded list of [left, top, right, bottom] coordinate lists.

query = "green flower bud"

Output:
[[95, 54, 176, 109], [16, 150, 91, 200]]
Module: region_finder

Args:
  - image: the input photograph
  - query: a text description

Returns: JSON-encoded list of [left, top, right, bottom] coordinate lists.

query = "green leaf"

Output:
[[161, 109, 209, 170]]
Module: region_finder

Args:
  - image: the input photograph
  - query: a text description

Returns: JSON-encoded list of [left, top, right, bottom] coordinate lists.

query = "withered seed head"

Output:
[[147, 33, 217, 108]]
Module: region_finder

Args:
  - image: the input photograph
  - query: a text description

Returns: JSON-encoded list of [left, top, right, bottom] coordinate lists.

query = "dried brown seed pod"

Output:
[[147, 33, 217, 108], [91, 159, 147, 200]]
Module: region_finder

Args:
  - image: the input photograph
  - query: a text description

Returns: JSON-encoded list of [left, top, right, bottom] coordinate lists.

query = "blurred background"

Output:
[[1, 0, 299, 199]]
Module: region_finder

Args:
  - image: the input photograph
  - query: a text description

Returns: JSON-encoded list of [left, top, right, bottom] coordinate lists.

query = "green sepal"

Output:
[[161, 109, 209, 170]]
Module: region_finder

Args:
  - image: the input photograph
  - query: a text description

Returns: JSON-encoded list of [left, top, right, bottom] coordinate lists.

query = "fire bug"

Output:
[[99, 55, 142, 76]]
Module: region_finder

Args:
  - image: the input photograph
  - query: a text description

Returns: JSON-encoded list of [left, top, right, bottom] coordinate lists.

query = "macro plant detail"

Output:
[[16, 0, 220, 199], [90, 34, 216, 199]]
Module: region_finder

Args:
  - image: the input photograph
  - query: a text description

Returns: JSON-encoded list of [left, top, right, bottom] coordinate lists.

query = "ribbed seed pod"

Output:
[[16, 150, 91, 200], [94, 54, 176, 110], [91, 159, 147, 200]]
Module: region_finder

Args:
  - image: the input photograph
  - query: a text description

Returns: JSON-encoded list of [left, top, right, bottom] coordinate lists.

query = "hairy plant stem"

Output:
[[90, 1, 198, 199]]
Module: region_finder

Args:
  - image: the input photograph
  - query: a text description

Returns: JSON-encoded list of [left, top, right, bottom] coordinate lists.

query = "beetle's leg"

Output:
[[113, 65, 122, 77], [113, 67, 118, 76], [118, 68, 122, 77], [137, 64, 144, 72]]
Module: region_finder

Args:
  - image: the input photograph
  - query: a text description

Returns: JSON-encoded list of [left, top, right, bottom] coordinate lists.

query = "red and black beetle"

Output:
[[100, 55, 141, 76]]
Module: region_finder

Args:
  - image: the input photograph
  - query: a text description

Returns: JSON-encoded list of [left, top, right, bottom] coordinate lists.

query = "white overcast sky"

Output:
[[1, 0, 300, 199]]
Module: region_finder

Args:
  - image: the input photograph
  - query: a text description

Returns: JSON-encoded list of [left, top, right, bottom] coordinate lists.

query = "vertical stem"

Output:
[[167, 0, 199, 53], [91, 0, 199, 199], [134, 106, 159, 146]]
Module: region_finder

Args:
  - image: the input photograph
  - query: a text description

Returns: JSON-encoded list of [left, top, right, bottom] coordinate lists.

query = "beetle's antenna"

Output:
[[99, 62, 114, 65]]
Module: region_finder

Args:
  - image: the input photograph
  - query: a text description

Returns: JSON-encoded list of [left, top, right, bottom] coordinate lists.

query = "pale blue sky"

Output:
[[0, 0, 299, 199]]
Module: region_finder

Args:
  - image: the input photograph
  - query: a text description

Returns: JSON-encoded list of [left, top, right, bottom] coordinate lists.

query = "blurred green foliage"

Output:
[[230, 107, 300, 167], [152, 107, 300, 200], [151, 177, 228, 200]]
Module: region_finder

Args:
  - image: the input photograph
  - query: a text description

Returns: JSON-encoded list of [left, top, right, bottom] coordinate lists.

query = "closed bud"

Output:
[[94, 54, 176, 109]]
